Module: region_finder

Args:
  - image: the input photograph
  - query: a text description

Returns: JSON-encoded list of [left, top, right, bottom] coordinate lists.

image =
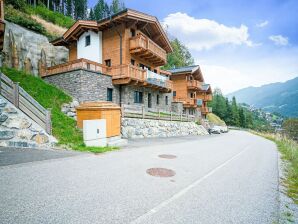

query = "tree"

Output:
[[282, 119, 298, 141], [66, 0, 73, 17], [89, 8, 95, 20], [110, 0, 125, 14], [231, 97, 240, 126], [73, 0, 87, 19], [239, 107, 246, 128], [94, 0, 105, 20], [163, 38, 194, 70], [6, 0, 26, 10]]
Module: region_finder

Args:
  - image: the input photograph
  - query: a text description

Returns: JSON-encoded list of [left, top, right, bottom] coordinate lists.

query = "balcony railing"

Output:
[[108, 64, 146, 81], [174, 97, 197, 107], [197, 94, 213, 102], [129, 33, 167, 66], [187, 80, 202, 90], [41, 58, 106, 77], [146, 70, 173, 90]]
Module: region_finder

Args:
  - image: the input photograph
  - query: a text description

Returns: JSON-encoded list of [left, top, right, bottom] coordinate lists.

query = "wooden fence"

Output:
[[121, 104, 198, 122], [0, 72, 52, 134]]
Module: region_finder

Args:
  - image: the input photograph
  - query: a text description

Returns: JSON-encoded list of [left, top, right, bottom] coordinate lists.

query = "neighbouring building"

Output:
[[168, 65, 213, 118], [41, 8, 174, 112]]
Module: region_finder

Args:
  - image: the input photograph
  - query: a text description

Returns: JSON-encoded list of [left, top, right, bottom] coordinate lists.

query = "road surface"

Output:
[[0, 130, 279, 224]]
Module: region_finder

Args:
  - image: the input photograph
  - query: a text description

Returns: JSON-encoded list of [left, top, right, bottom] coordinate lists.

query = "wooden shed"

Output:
[[76, 102, 121, 138]]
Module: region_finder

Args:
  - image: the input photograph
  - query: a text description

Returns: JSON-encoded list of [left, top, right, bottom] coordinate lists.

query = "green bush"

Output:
[[26, 6, 75, 28], [6, 0, 26, 11]]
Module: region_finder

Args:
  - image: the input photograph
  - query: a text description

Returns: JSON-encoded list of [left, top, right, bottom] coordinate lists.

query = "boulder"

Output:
[[0, 130, 15, 140], [0, 98, 7, 107], [3, 106, 18, 114], [0, 114, 8, 124], [2, 117, 31, 129], [32, 133, 49, 144]]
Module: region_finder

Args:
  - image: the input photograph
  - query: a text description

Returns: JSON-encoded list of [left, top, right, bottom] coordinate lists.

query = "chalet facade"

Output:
[[168, 65, 212, 118], [41, 9, 174, 112]]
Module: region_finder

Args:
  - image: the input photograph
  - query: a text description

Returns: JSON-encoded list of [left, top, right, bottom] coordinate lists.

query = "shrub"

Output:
[[26, 6, 75, 28]]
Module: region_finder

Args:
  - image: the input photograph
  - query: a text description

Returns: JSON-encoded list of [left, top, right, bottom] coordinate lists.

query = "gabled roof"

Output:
[[52, 8, 172, 53], [168, 65, 204, 82]]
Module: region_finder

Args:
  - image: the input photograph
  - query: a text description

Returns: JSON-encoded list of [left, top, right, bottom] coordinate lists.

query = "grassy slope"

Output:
[[252, 131, 298, 204], [207, 113, 226, 126], [1, 67, 117, 153]]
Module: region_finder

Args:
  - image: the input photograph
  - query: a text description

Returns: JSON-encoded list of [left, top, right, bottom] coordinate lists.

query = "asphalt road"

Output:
[[0, 131, 279, 224]]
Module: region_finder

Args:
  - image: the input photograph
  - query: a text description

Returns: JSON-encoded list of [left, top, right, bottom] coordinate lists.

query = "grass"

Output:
[[207, 113, 226, 126], [26, 6, 75, 29], [1, 67, 118, 154], [251, 131, 298, 204]]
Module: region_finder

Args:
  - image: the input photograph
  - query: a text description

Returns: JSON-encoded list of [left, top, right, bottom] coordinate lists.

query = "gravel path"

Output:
[[0, 130, 279, 224]]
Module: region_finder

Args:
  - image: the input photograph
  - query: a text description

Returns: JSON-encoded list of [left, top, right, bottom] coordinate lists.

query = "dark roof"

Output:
[[201, 84, 210, 91], [167, 65, 200, 74]]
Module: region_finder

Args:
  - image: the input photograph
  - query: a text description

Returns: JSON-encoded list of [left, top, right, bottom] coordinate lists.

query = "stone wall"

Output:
[[44, 69, 120, 103], [1, 21, 68, 76], [121, 85, 173, 112], [0, 96, 57, 148], [121, 118, 208, 139]]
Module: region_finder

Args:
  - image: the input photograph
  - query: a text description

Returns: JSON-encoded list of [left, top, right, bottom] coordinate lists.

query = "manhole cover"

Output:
[[158, 154, 177, 159], [146, 168, 176, 177]]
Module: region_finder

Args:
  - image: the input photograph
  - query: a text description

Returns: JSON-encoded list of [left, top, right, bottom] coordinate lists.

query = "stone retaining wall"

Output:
[[121, 118, 208, 139], [0, 96, 57, 148]]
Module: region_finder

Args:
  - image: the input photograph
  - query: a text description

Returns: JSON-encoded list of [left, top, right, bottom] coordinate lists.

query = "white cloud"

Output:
[[163, 12, 254, 51], [269, 35, 289, 46], [256, 20, 269, 28]]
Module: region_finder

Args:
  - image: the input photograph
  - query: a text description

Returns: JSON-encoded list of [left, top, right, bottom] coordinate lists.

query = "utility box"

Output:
[[76, 102, 121, 138], [83, 119, 107, 147]]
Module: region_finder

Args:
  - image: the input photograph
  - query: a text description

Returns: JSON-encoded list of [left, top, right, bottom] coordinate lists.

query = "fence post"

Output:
[[46, 108, 52, 135], [170, 111, 172, 121], [158, 109, 160, 120], [142, 106, 145, 119], [121, 104, 124, 117], [13, 82, 19, 108], [180, 112, 182, 121]]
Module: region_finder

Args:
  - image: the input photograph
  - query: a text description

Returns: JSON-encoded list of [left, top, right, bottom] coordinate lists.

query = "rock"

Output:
[[67, 112, 76, 117], [32, 133, 49, 144], [17, 129, 34, 140], [71, 100, 79, 108], [0, 98, 7, 107], [61, 107, 69, 113], [3, 106, 18, 114], [0, 114, 8, 124], [0, 130, 15, 140], [2, 117, 31, 129]]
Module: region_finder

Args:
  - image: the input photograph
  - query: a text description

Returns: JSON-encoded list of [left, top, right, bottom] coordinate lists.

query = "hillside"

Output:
[[227, 77, 298, 117]]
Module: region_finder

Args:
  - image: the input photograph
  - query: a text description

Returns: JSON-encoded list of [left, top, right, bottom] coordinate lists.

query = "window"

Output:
[[134, 91, 143, 104], [131, 59, 135, 66], [130, 29, 136, 37], [107, 88, 113, 102], [85, 35, 91, 46], [165, 96, 168, 105], [154, 69, 158, 73], [190, 92, 195, 98], [86, 63, 90, 70], [173, 91, 176, 97], [156, 95, 160, 105], [105, 59, 111, 67]]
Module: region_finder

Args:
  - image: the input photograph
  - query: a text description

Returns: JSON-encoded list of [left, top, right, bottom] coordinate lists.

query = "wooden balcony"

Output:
[[129, 33, 167, 66], [187, 80, 202, 90], [41, 58, 107, 77], [197, 94, 213, 102], [111, 65, 172, 92], [174, 97, 197, 108]]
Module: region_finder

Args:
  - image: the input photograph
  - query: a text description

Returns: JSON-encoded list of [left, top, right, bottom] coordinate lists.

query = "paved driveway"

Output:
[[0, 131, 279, 224]]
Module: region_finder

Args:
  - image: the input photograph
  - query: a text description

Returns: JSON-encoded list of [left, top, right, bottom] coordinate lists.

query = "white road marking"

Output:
[[130, 146, 250, 224]]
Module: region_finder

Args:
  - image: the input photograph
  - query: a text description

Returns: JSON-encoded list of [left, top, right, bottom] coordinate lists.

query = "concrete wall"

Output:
[[43, 69, 119, 103], [121, 118, 208, 139], [121, 85, 173, 112], [77, 30, 102, 64]]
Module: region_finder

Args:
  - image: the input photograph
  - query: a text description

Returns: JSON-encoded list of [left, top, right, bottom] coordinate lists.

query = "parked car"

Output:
[[210, 126, 221, 134]]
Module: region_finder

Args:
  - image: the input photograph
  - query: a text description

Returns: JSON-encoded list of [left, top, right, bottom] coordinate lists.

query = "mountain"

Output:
[[227, 77, 298, 117]]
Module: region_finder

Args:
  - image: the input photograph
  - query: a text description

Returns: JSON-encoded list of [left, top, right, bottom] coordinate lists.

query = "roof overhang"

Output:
[[51, 9, 172, 53], [169, 65, 205, 82]]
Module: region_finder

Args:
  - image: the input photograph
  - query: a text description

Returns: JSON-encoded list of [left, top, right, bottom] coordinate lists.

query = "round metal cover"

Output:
[[158, 154, 177, 159], [146, 168, 176, 177]]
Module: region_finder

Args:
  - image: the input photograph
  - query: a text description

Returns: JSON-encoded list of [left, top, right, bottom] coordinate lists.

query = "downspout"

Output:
[[111, 18, 123, 106]]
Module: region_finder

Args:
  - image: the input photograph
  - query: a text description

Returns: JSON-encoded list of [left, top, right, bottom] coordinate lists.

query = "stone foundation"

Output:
[[121, 118, 208, 139]]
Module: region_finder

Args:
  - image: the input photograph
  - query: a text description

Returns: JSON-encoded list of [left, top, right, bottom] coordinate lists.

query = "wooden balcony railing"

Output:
[[41, 58, 107, 77], [187, 80, 202, 90], [197, 94, 213, 101], [174, 97, 197, 107], [129, 33, 167, 66], [109, 64, 146, 81]]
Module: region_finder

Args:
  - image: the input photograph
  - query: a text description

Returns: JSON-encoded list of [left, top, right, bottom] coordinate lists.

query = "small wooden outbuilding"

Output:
[[76, 102, 121, 138]]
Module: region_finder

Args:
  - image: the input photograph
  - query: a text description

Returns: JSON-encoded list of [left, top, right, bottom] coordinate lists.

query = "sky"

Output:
[[89, 0, 298, 94]]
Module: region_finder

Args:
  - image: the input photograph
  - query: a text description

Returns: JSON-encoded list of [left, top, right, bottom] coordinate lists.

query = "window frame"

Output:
[[85, 35, 91, 47], [107, 88, 113, 102]]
